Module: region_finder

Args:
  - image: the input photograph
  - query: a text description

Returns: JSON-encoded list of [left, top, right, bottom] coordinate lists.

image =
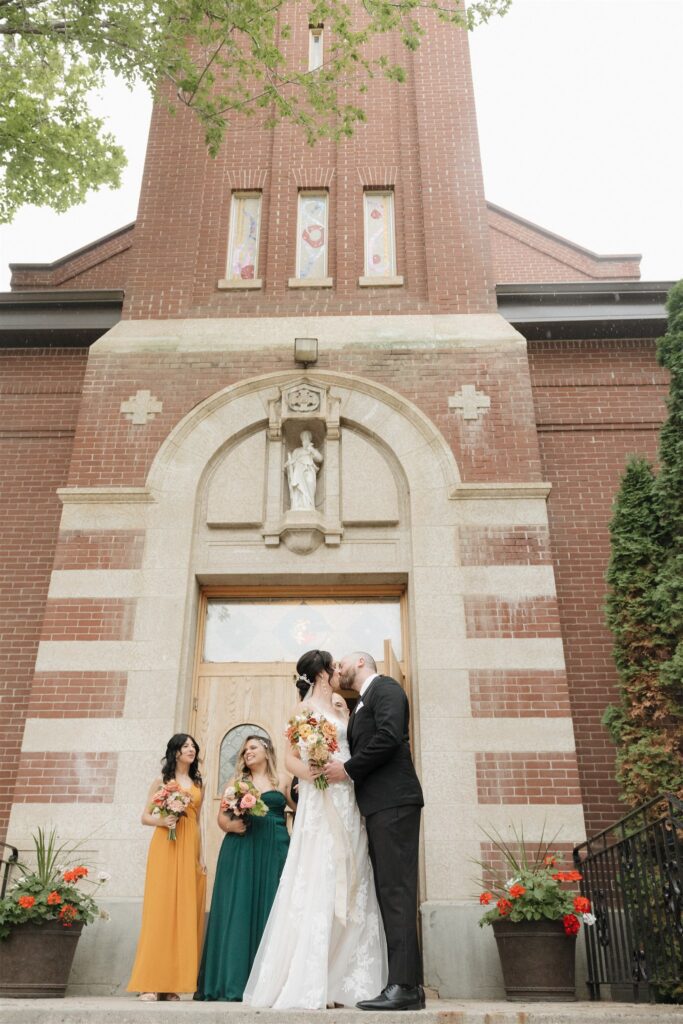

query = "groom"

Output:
[[324, 651, 425, 1011]]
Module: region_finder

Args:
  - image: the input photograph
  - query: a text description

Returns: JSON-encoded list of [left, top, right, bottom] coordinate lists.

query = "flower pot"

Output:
[[0, 919, 84, 997], [492, 918, 577, 1001]]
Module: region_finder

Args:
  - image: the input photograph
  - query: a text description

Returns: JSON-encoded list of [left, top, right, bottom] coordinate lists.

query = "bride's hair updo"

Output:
[[295, 649, 334, 700]]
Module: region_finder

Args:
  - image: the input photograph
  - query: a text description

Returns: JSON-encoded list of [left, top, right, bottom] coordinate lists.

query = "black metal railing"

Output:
[[573, 794, 683, 1003], [0, 841, 19, 899]]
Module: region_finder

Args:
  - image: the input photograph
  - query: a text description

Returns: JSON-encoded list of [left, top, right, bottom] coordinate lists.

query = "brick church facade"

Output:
[[0, 12, 671, 996]]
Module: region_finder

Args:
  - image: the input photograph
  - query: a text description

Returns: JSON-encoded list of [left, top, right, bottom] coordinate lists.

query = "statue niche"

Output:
[[263, 380, 342, 553], [285, 430, 323, 512]]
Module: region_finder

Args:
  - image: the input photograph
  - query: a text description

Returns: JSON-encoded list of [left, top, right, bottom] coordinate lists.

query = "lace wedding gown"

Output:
[[243, 705, 387, 1009]]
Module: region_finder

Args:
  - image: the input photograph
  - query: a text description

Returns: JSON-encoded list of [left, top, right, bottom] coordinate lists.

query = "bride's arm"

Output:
[[285, 744, 322, 782]]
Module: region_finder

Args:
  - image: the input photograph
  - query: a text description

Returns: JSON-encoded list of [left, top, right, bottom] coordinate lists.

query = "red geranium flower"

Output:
[[497, 898, 512, 916], [479, 891, 493, 905], [574, 895, 591, 914], [18, 895, 35, 909], [509, 883, 526, 899], [543, 854, 557, 867], [563, 913, 580, 936], [553, 870, 582, 883], [59, 904, 78, 928], [47, 891, 63, 905]]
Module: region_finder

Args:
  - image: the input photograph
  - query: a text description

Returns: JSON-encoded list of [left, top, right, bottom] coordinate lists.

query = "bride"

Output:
[[243, 649, 387, 1009]]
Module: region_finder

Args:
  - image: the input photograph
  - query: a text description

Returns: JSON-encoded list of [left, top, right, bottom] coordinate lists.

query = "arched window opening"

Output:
[[217, 723, 271, 793]]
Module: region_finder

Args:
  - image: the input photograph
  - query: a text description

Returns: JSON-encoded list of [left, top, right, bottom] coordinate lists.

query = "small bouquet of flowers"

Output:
[[220, 778, 269, 827], [286, 710, 339, 790], [149, 780, 192, 841]]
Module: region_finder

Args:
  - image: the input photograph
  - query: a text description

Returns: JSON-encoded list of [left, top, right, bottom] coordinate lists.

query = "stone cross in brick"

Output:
[[448, 384, 491, 421], [121, 390, 163, 425]]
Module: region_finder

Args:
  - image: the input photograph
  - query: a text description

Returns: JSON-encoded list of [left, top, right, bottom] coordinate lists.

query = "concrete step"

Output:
[[0, 998, 679, 1024]]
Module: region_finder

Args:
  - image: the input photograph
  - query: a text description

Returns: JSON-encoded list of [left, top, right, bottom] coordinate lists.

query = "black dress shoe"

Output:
[[356, 984, 426, 1011]]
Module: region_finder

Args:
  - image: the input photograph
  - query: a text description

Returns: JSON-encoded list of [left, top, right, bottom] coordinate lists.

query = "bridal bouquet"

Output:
[[220, 778, 269, 824], [286, 710, 339, 791], [149, 780, 192, 841]]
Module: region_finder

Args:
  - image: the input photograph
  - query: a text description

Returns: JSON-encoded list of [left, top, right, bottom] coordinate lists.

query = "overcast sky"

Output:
[[1, 0, 681, 290]]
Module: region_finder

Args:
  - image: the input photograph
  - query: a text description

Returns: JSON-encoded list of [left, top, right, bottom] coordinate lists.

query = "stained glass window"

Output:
[[218, 723, 271, 793], [296, 191, 328, 280], [226, 192, 262, 281], [309, 27, 324, 70], [363, 191, 396, 277], [203, 599, 402, 663]]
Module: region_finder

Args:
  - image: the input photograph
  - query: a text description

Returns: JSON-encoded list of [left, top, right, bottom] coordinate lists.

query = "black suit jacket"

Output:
[[345, 675, 424, 818]]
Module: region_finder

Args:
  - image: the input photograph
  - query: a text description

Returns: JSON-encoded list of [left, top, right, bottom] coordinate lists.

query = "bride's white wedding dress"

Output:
[[243, 704, 387, 1009]]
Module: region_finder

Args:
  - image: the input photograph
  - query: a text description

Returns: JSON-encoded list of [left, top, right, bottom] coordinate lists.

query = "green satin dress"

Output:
[[195, 790, 290, 1001]]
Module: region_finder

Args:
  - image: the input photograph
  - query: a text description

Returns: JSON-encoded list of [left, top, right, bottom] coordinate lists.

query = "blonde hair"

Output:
[[235, 734, 279, 788]]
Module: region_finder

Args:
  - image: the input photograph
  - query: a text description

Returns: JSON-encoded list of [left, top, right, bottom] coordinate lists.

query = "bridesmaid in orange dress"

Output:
[[127, 734, 207, 1001]]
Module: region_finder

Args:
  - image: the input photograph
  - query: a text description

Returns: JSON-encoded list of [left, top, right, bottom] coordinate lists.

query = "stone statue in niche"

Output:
[[285, 430, 323, 511]]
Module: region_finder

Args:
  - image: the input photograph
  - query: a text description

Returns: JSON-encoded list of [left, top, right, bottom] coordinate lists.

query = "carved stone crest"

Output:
[[287, 386, 320, 413]]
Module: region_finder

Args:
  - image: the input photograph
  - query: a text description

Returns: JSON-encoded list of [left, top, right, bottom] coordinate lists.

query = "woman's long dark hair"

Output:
[[161, 733, 203, 787], [295, 649, 334, 701]]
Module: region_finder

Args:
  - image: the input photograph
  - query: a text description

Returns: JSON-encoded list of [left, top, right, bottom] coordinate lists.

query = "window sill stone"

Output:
[[288, 277, 333, 289], [358, 275, 404, 287], [217, 278, 262, 290]]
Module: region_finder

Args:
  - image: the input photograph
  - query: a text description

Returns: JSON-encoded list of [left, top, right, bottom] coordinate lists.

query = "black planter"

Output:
[[0, 919, 84, 997], [492, 918, 577, 1001]]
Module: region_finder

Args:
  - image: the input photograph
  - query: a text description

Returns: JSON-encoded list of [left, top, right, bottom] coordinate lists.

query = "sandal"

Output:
[[163, 993, 180, 1001], [138, 993, 158, 1001]]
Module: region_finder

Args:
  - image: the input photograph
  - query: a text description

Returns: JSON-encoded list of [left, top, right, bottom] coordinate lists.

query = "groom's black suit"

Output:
[[345, 675, 424, 988]]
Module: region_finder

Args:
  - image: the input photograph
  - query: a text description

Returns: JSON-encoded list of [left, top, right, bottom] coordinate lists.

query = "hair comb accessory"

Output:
[[296, 673, 311, 686]]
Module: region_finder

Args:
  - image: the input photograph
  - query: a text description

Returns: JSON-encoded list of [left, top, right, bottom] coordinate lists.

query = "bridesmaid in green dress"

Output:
[[195, 734, 293, 1001]]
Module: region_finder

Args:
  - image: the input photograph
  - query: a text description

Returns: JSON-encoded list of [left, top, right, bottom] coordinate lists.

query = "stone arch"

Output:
[[146, 369, 461, 497]]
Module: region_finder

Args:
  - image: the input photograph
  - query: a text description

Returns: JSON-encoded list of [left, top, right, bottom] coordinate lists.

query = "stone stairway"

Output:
[[0, 999, 680, 1024]]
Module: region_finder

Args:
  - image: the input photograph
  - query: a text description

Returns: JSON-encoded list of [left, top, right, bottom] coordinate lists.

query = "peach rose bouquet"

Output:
[[149, 780, 192, 841], [220, 778, 268, 827]]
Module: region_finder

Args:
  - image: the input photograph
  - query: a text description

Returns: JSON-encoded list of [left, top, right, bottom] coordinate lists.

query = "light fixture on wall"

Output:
[[294, 337, 318, 367]]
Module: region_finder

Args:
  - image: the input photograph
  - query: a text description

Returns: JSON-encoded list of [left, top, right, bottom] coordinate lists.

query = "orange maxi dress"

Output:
[[127, 783, 206, 994]]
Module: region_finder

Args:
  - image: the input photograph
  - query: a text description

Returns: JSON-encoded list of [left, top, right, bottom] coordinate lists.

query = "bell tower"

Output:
[[123, 11, 496, 320]]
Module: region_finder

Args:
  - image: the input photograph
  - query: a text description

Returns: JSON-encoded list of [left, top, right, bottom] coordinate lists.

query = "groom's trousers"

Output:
[[365, 804, 423, 987]]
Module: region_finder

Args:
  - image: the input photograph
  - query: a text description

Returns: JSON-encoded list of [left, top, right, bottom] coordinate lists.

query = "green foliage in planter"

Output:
[[604, 280, 683, 806], [474, 825, 592, 937], [0, 828, 109, 939]]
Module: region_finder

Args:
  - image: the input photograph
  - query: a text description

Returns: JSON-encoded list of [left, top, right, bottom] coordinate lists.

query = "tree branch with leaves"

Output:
[[0, 0, 510, 223]]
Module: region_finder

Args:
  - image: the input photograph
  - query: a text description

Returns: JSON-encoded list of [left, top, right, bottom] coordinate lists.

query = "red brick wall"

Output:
[[53, 530, 145, 570], [469, 671, 571, 718], [488, 206, 641, 283], [476, 752, 583, 805], [28, 672, 127, 719], [123, 13, 495, 319], [40, 598, 136, 642], [464, 596, 562, 638], [528, 338, 668, 834], [458, 525, 551, 565], [12, 752, 118, 803], [10, 226, 133, 290], [0, 348, 88, 842]]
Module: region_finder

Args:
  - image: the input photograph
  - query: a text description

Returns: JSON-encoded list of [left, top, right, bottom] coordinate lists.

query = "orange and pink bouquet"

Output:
[[220, 778, 268, 824], [149, 780, 192, 841], [286, 710, 339, 790]]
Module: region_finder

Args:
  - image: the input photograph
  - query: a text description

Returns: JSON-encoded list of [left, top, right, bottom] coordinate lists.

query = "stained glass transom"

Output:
[[227, 192, 261, 280], [218, 723, 271, 793], [364, 191, 396, 277], [203, 599, 402, 663], [296, 192, 328, 279]]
